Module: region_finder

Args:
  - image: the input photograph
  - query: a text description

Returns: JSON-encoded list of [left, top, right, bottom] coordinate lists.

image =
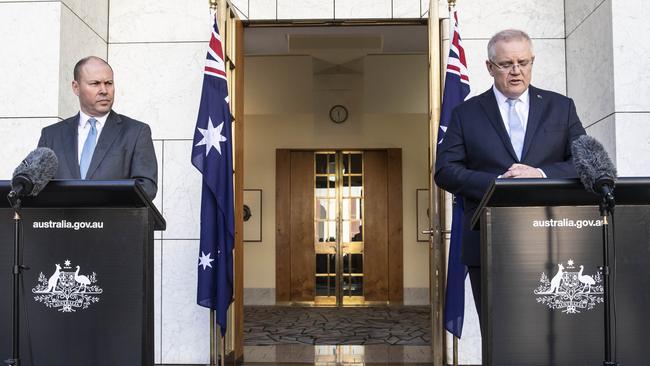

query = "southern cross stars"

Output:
[[198, 251, 214, 270], [195, 117, 227, 156]]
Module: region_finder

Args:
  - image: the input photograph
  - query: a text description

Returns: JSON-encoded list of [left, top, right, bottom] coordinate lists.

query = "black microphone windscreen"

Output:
[[571, 135, 617, 193], [12, 147, 58, 196]]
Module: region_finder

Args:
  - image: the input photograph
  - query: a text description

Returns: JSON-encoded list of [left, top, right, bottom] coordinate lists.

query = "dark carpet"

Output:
[[244, 306, 431, 346]]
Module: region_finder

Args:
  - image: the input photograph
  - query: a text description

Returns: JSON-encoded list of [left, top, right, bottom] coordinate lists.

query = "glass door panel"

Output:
[[314, 151, 365, 306]]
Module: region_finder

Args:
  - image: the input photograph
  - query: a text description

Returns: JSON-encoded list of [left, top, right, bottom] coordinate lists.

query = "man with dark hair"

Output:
[[38, 56, 157, 199], [435, 29, 586, 322]]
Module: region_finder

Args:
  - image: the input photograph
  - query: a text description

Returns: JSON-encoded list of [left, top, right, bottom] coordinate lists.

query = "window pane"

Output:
[[350, 198, 362, 219], [328, 154, 336, 173], [351, 221, 362, 242], [350, 153, 362, 174], [315, 154, 328, 174], [315, 176, 328, 196]]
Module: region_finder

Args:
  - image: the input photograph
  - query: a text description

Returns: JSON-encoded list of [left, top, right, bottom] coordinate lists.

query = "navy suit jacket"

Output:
[[38, 110, 158, 199], [434, 86, 586, 266]]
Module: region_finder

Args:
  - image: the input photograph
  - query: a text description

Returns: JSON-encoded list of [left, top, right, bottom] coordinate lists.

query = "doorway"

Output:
[[276, 149, 403, 305], [314, 151, 365, 305]]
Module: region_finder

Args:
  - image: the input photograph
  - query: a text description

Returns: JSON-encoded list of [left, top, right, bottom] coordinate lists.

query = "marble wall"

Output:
[[566, 0, 650, 175]]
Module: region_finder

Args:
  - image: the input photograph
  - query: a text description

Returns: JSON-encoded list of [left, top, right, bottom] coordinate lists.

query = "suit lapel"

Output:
[[86, 111, 124, 179], [62, 114, 81, 179], [478, 89, 519, 161], [521, 86, 545, 160]]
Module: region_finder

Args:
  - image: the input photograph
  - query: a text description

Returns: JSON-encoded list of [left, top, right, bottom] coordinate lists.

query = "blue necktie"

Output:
[[507, 99, 525, 160], [79, 118, 97, 179]]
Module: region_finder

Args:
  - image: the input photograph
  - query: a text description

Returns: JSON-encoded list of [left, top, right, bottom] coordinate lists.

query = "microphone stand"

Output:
[[5, 192, 28, 366], [599, 196, 617, 366]]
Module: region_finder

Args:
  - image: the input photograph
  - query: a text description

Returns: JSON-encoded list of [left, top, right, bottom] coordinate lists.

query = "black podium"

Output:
[[472, 177, 650, 366], [1, 180, 165, 366]]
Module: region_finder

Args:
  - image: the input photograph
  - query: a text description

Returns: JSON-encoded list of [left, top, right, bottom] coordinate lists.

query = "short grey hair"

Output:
[[487, 29, 533, 62]]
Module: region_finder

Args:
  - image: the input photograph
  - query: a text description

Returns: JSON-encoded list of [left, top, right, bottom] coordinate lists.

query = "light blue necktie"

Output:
[[79, 117, 97, 179], [507, 98, 525, 160]]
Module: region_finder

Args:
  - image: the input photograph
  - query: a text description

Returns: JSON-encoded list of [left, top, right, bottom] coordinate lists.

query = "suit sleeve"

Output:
[[131, 124, 158, 200], [434, 107, 498, 202], [537, 99, 586, 178], [37, 128, 50, 149]]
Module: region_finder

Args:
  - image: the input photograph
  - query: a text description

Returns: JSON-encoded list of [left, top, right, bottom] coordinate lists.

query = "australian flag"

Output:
[[191, 16, 234, 336], [440, 10, 471, 339]]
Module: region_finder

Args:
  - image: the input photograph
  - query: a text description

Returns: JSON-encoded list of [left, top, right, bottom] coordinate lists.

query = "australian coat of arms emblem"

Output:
[[533, 259, 604, 314], [32, 260, 103, 312]]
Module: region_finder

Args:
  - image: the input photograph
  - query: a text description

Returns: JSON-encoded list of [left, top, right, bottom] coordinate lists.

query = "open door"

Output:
[[427, 1, 446, 365], [217, 0, 245, 363]]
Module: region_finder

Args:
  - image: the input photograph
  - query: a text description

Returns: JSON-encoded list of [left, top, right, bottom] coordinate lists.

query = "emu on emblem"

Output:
[[32, 260, 103, 313], [533, 259, 604, 314]]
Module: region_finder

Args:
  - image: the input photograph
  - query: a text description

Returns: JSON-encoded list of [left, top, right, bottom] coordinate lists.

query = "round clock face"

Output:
[[329, 105, 348, 123]]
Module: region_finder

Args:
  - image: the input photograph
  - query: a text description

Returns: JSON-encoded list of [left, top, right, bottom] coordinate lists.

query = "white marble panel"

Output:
[[393, 0, 420, 18], [161, 239, 210, 364], [109, 0, 210, 43], [244, 288, 275, 305], [566, 0, 614, 126], [565, 0, 606, 36], [364, 55, 428, 114], [612, 0, 650, 112], [584, 114, 616, 166], [162, 140, 202, 239], [457, 39, 566, 99], [278, 0, 333, 19], [58, 4, 108, 119], [249, 0, 277, 20], [615, 113, 650, 176], [61, 0, 109, 41], [109, 42, 206, 140], [335, 0, 391, 19], [403, 288, 429, 305], [0, 118, 59, 179], [154, 239, 162, 364], [244, 56, 313, 115], [0, 2, 60, 118], [230, 0, 249, 19], [445, 276, 482, 365], [453, 0, 564, 39]]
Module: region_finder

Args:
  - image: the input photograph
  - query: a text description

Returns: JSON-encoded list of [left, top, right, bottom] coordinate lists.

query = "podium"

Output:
[[0, 180, 165, 366], [471, 177, 650, 365]]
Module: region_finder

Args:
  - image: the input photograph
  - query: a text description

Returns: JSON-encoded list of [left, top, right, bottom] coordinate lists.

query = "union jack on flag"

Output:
[[438, 11, 470, 144], [192, 15, 234, 337], [440, 10, 471, 339]]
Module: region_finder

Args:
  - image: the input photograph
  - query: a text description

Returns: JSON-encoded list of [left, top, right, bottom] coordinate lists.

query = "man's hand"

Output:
[[501, 163, 544, 178]]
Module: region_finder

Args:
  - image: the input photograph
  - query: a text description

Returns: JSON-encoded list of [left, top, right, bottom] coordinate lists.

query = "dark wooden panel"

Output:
[[364, 150, 389, 301], [290, 151, 315, 301], [387, 148, 404, 303], [275, 149, 291, 302]]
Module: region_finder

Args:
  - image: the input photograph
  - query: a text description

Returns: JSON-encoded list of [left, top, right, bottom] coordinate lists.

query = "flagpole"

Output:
[[210, 310, 215, 365], [208, 1, 219, 365], [446, 2, 459, 366]]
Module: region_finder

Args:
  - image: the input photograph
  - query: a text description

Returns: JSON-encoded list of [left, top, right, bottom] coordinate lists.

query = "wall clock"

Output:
[[329, 105, 348, 124]]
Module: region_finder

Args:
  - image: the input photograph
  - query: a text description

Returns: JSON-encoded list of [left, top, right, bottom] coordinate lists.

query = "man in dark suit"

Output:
[[38, 56, 157, 199], [435, 30, 586, 321]]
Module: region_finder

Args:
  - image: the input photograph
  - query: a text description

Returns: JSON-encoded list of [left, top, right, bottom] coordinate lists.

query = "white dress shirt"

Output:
[[77, 111, 108, 163], [492, 86, 546, 177], [493, 85, 530, 135]]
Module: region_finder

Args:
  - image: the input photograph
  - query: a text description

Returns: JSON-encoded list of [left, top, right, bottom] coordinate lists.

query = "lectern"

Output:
[[1, 180, 165, 366], [472, 177, 650, 366]]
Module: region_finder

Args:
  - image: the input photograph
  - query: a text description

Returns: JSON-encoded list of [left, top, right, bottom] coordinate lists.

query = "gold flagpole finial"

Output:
[[448, 0, 457, 9], [209, 0, 218, 11]]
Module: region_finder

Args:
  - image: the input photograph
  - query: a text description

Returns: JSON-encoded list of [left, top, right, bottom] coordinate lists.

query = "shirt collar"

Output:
[[78, 110, 109, 128], [492, 85, 529, 105]]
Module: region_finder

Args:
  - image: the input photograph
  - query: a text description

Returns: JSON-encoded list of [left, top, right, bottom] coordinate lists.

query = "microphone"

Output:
[[9, 147, 58, 198], [571, 135, 617, 210]]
